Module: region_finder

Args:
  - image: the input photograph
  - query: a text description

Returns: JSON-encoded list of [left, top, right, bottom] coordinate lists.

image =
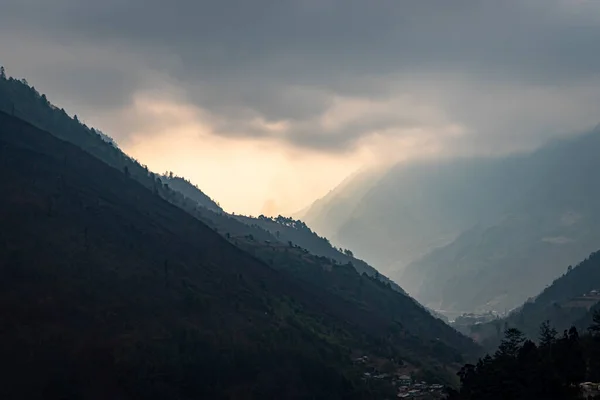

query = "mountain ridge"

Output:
[[304, 125, 600, 315], [0, 69, 478, 396], [0, 109, 476, 398]]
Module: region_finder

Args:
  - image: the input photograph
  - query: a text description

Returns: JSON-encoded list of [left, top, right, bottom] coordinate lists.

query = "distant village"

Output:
[[565, 289, 600, 310], [354, 356, 447, 399]]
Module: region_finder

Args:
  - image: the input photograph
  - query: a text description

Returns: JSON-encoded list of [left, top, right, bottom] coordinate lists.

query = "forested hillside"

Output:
[[449, 322, 600, 400], [0, 69, 402, 290], [230, 214, 406, 293], [1, 111, 379, 398], [0, 111, 474, 398], [0, 69, 479, 395], [468, 250, 600, 350], [160, 173, 223, 213]]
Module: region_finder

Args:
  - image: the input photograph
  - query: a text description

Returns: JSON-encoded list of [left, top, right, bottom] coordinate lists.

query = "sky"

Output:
[[1, 0, 600, 215]]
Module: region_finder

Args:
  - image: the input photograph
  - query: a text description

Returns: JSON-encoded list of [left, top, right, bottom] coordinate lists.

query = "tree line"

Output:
[[448, 311, 600, 399]]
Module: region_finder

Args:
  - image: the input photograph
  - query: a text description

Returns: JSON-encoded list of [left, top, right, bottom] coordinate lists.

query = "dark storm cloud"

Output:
[[1, 0, 599, 152], [42, 0, 600, 82]]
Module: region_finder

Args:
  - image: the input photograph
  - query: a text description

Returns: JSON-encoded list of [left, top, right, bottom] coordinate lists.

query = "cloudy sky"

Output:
[[2, 0, 599, 215]]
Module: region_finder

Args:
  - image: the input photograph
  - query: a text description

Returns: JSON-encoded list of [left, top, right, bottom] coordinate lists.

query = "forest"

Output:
[[449, 315, 600, 399], [6, 65, 600, 399], [0, 67, 477, 398]]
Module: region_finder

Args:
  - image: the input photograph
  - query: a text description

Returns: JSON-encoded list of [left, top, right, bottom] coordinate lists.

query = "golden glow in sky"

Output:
[[106, 88, 464, 216], [117, 94, 368, 216]]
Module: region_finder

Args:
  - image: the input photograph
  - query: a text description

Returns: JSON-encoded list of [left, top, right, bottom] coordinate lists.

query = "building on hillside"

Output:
[[398, 375, 412, 386]]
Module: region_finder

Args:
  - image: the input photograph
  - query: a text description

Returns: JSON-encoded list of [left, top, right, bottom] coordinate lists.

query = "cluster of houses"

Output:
[[564, 289, 600, 311], [354, 356, 446, 399], [396, 376, 446, 399], [579, 381, 600, 398]]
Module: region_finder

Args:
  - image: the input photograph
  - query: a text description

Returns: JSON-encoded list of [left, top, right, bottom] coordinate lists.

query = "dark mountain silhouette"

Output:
[[0, 69, 478, 396], [0, 111, 477, 398], [449, 324, 593, 400], [228, 214, 406, 294], [160, 173, 223, 213], [0, 69, 402, 291]]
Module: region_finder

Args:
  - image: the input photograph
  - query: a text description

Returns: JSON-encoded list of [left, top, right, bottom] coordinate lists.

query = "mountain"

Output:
[[0, 70, 479, 396], [0, 71, 400, 290], [229, 214, 405, 293], [466, 249, 600, 350], [401, 131, 600, 313], [161, 173, 223, 213], [303, 156, 525, 275], [0, 110, 477, 398], [304, 127, 600, 315], [300, 167, 386, 241]]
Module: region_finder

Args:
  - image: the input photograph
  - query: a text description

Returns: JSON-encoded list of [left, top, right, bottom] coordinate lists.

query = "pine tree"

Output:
[[539, 320, 557, 347], [496, 327, 525, 358], [588, 309, 600, 336]]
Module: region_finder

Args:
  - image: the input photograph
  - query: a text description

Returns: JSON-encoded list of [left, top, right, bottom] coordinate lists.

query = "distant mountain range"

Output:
[[304, 124, 600, 315], [0, 69, 477, 397]]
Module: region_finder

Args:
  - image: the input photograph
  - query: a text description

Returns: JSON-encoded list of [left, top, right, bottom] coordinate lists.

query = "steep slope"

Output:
[[0, 112, 382, 399], [160, 173, 223, 213], [0, 111, 478, 399], [401, 130, 600, 313], [300, 167, 385, 241], [304, 125, 600, 315], [0, 72, 402, 294], [0, 72, 479, 391], [468, 250, 600, 350], [228, 214, 405, 294], [304, 155, 528, 274]]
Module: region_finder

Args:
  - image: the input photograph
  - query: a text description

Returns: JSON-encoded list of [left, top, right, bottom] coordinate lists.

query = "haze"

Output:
[[2, 0, 599, 215]]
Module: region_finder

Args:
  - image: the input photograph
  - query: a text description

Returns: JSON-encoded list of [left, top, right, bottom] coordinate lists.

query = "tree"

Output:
[[343, 249, 354, 257], [496, 327, 525, 358], [456, 363, 476, 388], [451, 323, 598, 399], [588, 309, 600, 336], [0, 66, 6, 79], [557, 327, 586, 386], [539, 320, 557, 347]]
